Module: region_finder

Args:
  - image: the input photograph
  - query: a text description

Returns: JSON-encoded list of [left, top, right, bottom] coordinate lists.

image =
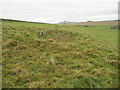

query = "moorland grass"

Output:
[[2, 21, 119, 88]]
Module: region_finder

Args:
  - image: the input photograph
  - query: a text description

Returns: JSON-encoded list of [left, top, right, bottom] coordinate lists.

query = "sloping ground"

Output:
[[2, 21, 118, 88], [71, 21, 118, 25]]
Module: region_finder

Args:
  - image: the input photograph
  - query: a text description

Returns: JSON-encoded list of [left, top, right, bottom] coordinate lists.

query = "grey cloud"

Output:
[[1, 0, 119, 23]]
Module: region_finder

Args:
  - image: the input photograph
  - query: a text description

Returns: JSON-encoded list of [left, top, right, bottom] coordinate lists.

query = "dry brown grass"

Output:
[[106, 60, 119, 66], [71, 21, 118, 25]]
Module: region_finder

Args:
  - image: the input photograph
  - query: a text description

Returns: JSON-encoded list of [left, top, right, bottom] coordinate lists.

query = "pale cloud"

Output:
[[1, 0, 119, 23]]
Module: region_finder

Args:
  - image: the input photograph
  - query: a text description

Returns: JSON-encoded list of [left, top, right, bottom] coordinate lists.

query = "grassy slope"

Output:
[[2, 21, 118, 88], [71, 21, 118, 25]]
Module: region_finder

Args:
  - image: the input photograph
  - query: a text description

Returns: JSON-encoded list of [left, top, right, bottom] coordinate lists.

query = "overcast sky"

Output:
[[1, 0, 119, 23]]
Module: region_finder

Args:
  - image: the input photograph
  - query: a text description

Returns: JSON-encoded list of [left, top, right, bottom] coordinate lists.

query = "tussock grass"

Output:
[[2, 21, 118, 88]]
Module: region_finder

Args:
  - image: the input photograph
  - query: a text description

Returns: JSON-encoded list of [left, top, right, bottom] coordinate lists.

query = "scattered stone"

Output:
[[38, 30, 47, 37]]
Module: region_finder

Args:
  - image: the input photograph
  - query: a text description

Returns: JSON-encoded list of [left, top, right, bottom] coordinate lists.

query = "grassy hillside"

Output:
[[71, 20, 118, 25], [2, 20, 119, 88]]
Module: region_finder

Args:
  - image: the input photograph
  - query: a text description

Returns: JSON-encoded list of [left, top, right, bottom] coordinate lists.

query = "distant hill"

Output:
[[58, 21, 77, 24], [70, 20, 118, 25], [1, 18, 48, 24]]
